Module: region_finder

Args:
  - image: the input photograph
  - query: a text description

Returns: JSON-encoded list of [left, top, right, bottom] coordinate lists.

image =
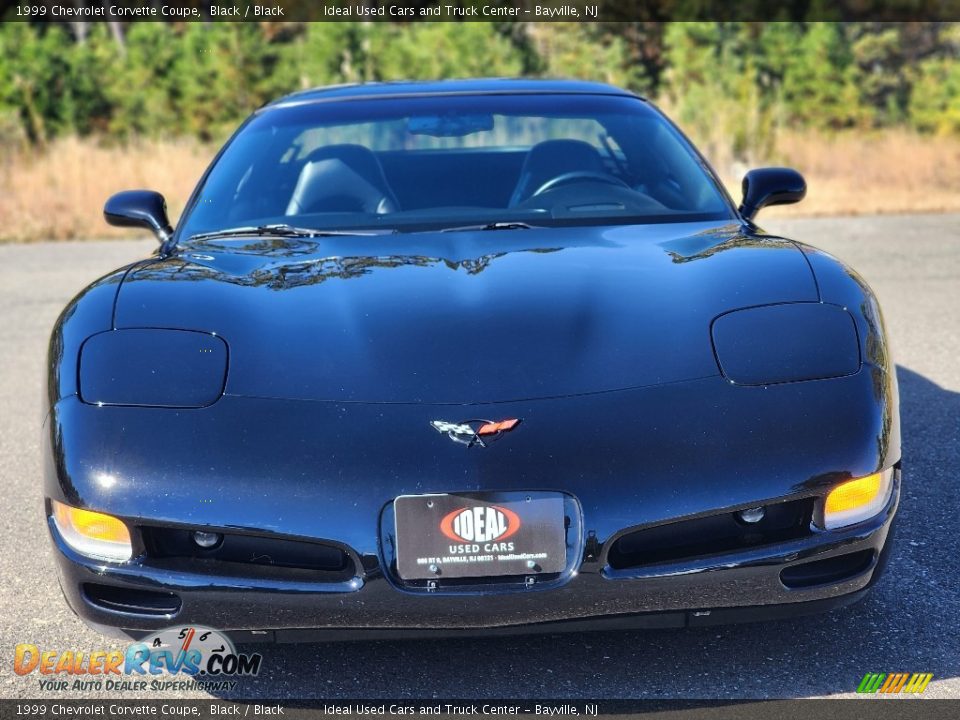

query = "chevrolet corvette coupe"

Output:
[[44, 79, 899, 641]]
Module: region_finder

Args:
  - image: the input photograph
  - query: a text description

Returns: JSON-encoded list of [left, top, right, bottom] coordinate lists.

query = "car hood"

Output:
[[115, 221, 818, 404]]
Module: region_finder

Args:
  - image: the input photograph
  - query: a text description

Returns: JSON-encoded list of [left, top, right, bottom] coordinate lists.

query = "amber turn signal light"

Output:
[[52, 500, 132, 562], [823, 470, 893, 530]]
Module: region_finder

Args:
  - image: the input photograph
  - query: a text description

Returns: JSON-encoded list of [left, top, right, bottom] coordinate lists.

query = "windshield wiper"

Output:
[[439, 221, 544, 233], [189, 224, 387, 241]]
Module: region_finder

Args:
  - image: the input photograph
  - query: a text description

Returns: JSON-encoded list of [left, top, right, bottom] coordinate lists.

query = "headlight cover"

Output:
[[79, 329, 227, 408], [711, 303, 860, 385], [821, 468, 895, 530]]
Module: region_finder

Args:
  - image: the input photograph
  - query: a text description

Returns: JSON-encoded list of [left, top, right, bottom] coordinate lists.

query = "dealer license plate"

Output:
[[394, 492, 566, 581]]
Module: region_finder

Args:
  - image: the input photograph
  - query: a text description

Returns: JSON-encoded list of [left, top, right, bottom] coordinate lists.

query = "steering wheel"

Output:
[[532, 171, 631, 198]]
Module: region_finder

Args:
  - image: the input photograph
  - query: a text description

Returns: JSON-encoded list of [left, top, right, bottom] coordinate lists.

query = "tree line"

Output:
[[1, 21, 958, 156]]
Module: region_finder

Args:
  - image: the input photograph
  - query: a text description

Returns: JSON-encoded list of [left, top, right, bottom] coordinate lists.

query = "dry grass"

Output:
[[1, 131, 959, 242], [0, 137, 212, 242], [734, 129, 960, 219]]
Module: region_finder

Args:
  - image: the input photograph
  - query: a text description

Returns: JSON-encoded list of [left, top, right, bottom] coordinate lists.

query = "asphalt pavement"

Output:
[[1, 214, 957, 700]]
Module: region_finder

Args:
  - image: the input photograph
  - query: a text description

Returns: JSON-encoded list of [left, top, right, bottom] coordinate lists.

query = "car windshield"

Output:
[[178, 93, 734, 239]]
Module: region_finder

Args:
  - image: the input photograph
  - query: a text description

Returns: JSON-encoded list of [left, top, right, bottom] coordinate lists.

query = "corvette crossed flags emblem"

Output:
[[430, 418, 521, 448]]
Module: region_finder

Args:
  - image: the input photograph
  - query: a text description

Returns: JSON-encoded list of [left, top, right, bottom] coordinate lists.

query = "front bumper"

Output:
[[51, 478, 898, 640], [44, 368, 901, 640]]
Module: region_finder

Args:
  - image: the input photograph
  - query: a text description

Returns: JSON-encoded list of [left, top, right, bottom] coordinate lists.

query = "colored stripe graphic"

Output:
[[857, 672, 932, 694], [857, 673, 886, 693], [904, 673, 933, 694], [881, 673, 908, 693]]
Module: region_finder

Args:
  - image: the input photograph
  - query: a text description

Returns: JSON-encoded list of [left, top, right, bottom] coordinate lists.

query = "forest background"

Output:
[[2, 19, 958, 241]]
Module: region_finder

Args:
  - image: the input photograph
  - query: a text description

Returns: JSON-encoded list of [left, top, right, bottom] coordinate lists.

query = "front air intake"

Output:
[[140, 526, 355, 581], [83, 584, 181, 616], [607, 498, 815, 569], [780, 550, 875, 588]]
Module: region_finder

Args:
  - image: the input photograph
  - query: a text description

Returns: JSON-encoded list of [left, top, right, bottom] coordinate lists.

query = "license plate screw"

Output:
[[429, 564, 440, 574]]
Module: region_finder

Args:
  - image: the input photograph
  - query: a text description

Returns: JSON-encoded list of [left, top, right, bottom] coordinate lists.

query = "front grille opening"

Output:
[[780, 549, 875, 588], [83, 584, 181, 616], [140, 527, 354, 580], [607, 498, 814, 570]]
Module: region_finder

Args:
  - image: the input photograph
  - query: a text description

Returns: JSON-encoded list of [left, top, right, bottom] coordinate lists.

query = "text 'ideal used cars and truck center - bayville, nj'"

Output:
[[17, 3, 596, 19]]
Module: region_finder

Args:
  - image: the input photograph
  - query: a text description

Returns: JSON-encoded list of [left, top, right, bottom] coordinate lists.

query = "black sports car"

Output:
[[45, 79, 899, 641]]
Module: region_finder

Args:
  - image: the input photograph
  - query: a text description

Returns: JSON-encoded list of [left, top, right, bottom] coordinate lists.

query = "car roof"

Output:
[[264, 78, 642, 109]]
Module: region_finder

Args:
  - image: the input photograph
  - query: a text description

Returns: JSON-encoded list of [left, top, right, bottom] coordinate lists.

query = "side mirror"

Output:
[[739, 167, 806, 221], [104, 190, 174, 244]]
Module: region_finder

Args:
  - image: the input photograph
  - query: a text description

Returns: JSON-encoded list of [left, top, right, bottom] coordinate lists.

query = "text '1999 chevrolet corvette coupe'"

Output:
[[44, 79, 899, 641]]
